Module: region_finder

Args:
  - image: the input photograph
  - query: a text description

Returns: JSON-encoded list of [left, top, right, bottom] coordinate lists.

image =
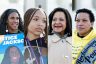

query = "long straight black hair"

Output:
[[1, 46, 24, 64]]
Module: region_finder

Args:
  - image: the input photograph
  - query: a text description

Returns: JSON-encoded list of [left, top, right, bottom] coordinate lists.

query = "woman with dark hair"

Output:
[[24, 8, 48, 64], [1, 46, 24, 64], [48, 7, 72, 64], [72, 8, 96, 64], [0, 9, 24, 35]]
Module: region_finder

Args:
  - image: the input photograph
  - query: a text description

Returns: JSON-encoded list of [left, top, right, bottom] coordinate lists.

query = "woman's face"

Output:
[[76, 12, 93, 36], [28, 10, 46, 36], [7, 12, 19, 31], [9, 47, 20, 64], [52, 11, 66, 33]]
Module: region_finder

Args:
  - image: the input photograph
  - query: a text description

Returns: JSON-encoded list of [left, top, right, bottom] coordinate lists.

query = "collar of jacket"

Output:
[[51, 33, 68, 43], [74, 29, 96, 40]]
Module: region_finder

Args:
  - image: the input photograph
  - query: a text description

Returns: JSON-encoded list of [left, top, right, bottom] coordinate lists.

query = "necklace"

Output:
[[36, 40, 44, 64], [25, 38, 44, 64], [25, 38, 38, 64]]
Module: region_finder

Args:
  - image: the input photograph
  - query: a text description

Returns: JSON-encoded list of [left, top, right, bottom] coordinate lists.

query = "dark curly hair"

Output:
[[0, 9, 24, 35]]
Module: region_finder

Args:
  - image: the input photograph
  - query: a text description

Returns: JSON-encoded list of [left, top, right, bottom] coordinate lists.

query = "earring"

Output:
[[6, 26, 8, 33], [40, 32, 44, 38]]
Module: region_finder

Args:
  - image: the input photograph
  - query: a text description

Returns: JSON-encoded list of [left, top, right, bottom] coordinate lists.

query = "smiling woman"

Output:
[[0, 9, 24, 35], [48, 7, 72, 64]]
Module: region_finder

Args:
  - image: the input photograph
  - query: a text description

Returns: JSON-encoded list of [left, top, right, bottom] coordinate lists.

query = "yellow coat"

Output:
[[72, 29, 96, 64]]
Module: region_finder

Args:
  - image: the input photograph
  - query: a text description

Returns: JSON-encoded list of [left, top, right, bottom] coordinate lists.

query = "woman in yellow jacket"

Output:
[[72, 8, 96, 64]]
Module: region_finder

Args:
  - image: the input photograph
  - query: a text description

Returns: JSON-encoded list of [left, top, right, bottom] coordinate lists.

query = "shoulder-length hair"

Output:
[[24, 8, 48, 44], [48, 7, 72, 37], [1, 46, 24, 64], [0, 9, 24, 35]]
